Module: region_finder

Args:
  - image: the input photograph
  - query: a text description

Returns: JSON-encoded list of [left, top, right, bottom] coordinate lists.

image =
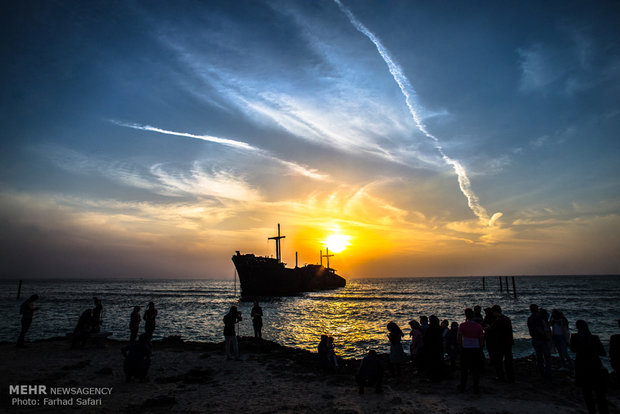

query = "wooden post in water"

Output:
[[17, 280, 22, 299], [505, 276, 510, 296], [499, 276, 503, 292], [512, 277, 517, 298], [482, 277, 486, 290]]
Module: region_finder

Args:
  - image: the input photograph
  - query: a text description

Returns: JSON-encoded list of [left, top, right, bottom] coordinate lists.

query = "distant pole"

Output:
[[512, 277, 517, 298], [505, 276, 510, 295], [320, 250, 323, 266], [482, 277, 486, 290], [295, 251, 298, 268], [499, 276, 503, 292], [17, 280, 22, 299]]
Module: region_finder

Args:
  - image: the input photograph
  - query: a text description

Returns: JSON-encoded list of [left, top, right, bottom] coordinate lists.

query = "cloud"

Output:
[[518, 44, 562, 92], [150, 162, 262, 201]]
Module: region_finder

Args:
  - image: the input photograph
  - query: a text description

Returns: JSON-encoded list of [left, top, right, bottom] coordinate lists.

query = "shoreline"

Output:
[[1, 336, 619, 413]]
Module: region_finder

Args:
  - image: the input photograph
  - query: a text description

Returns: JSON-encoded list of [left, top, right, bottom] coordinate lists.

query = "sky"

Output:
[[1, 0, 619, 279]]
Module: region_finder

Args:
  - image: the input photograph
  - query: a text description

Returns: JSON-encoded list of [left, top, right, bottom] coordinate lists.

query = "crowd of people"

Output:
[[13, 293, 620, 411], [354, 304, 616, 413]]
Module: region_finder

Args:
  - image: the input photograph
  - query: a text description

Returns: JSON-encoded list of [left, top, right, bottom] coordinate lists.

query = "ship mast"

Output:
[[322, 248, 334, 271], [268, 223, 286, 263]]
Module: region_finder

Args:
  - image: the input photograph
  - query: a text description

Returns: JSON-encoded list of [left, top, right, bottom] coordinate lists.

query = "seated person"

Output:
[[121, 333, 152, 383], [356, 350, 383, 394]]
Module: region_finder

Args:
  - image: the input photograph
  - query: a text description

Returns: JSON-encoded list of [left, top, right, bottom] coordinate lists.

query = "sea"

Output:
[[1, 276, 619, 362]]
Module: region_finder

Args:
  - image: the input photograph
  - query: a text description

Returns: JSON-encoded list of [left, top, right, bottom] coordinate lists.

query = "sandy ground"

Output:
[[1, 336, 619, 413]]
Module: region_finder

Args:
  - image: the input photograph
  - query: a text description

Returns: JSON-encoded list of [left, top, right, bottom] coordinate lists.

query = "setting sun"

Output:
[[324, 234, 351, 254]]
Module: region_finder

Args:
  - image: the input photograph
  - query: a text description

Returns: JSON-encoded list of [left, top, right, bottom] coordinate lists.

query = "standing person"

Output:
[[488, 305, 515, 383], [92, 297, 103, 333], [610, 319, 620, 378], [483, 307, 499, 378], [550, 309, 573, 373], [441, 319, 450, 357], [472, 306, 484, 325], [223, 306, 242, 360], [143, 302, 157, 340], [570, 320, 609, 414], [387, 321, 405, 377], [409, 320, 424, 371], [425, 315, 445, 381], [318, 335, 330, 370], [419, 316, 429, 334], [527, 304, 552, 379], [129, 306, 141, 343], [16, 294, 39, 348], [445, 322, 460, 372], [457, 308, 485, 394], [251, 300, 263, 340]]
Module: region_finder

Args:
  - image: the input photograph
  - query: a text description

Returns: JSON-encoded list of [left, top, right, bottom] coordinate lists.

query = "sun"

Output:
[[324, 234, 351, 254]]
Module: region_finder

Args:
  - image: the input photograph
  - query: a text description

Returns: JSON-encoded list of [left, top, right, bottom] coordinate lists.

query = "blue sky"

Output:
[[1, 0, 619, 278]]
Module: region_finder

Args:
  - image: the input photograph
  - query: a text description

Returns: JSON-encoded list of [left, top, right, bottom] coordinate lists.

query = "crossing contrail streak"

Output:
[[334, 0, 499, 225]]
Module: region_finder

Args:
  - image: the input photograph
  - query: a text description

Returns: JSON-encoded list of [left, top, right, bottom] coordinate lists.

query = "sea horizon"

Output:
[[2, 276, 619, 362]]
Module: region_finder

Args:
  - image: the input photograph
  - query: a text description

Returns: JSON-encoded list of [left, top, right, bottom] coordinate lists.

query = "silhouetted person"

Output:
[[472, 305, 483, 325], [487, 305, 515, 382], [223, 305, 242, 360], [251, 300, 263, 339], [122, 333, 151, 383], [482, 307, 499, 377], [424, 315, 445, 381], [457, 308, 484, 394], [441, 319, 450, 355], [143, 302, 157, 340], [318, 335, 330, 370], [527, 304, 551, 378], [445, 321, 459, 372], [570, 320, 608, 414], [409, 320, 424, 371], [72, 309, 93, 348], [550, 309, 573, 373], [129, 306, 141, 343], [419, 315, 429, 334], [328, 336, 338, 368], [356, 350, 383, 394], [92, 297, 103, 333], [610, 319, 620, 377], [387, 321, 405, 376], [17, 294, 38, 348]]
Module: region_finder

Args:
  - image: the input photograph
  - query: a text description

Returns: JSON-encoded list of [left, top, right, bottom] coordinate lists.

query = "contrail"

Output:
[[111, 120, 329, 181], [334, 0, 499, 225], [111, 121, 259, 151]]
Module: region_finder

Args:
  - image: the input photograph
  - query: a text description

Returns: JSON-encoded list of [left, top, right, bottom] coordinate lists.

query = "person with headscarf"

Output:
[[570, 320, 608, 414], [387, 321, 405, 376], [17, 294, 39, 348], [223, 305, 242, 360]]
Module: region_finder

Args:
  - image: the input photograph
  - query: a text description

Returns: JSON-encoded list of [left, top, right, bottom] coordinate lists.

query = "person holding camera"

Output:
[[224, 306, 242, 360]]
